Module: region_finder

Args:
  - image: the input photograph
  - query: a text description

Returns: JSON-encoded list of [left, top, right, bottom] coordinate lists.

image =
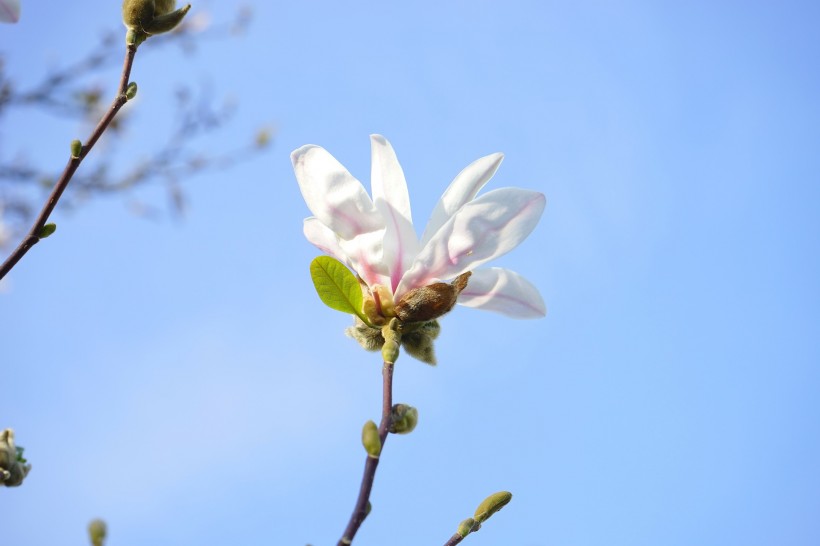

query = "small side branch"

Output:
[[0, 43, 138, 280], [337, 360, 394, 546]]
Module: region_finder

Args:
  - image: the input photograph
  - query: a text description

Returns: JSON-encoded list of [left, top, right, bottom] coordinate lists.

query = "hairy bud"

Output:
[[394, 272, 470, 323], [389, 404, 418, 434], [122, 0, 191, 45]]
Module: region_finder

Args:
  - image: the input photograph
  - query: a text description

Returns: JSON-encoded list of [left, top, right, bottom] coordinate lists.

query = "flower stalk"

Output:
[[337, 359, 394, 545]]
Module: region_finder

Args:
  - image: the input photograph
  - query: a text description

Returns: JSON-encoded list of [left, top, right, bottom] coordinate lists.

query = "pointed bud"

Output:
[[143, 4, 191, 34], [457, 518, 476, 538], [389, 404, 418, 434], [474, 491, 512, 524], [395, 272, 471, 323], [361, 420, 381, 458], [380, 318, 402, 363], [37, 223, 57, 239], [70, 139, 82, 158], [125, 82, 138, 100], [88, 519, 107, 546]]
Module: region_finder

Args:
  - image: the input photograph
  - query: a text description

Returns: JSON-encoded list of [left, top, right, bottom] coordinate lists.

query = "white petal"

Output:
[[291, 144, 384, 241], [370, 135, 420, 292], [0, 0, 20, 23], [397, 188, 545, 297], [420, 153, 504, 246], [458, 268, 546, 318], [303, 217, 350, 266], [339, 230, 391, 288]]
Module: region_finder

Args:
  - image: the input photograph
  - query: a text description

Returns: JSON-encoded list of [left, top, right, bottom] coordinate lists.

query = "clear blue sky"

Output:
[[2, 1, 819, 545]]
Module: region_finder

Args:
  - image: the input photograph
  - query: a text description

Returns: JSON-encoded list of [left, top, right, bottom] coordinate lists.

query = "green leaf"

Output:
[[310, 256, 365, 320]]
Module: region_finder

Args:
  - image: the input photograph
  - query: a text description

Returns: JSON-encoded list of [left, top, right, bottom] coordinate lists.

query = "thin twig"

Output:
[[337, 361, 394, 546], [0, 43, 138, 280], [442, 533, 465, 546]]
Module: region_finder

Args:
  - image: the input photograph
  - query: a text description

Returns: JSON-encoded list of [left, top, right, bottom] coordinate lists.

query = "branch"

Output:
[[337, 360, 394, 545], [442, 534, 466, 546], [0, 43, 138, 280]]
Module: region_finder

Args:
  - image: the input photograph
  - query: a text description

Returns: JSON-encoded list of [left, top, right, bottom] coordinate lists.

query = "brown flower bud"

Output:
[[394, 272, 471, 323]]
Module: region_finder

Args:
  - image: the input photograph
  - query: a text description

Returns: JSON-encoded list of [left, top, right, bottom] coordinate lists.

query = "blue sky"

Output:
[[2, 1, 819, 545]]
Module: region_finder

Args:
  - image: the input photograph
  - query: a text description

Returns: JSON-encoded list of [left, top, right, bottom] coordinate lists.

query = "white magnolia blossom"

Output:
[[0, 0, 20, 23], [292, 135, 546, 319]]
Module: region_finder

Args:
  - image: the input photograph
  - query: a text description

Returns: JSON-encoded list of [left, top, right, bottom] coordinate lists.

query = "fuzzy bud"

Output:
[[345, 317, 384, 351], [70, 139, 82, 158], [473, 491, 512, 524], [395, 272, 470, 323], [122, 0, 191, 45], [361, 420, 381, 458], [389, 404, 418, 434], [88, 519, 107, 546], [0, 429, 31, 487], [457, 518, 476, 538]]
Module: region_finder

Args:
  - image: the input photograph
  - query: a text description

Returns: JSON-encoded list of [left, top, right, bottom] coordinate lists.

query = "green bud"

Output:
[[361, 420, 381, 458], [70, 139, 82, 158], [389, 404, 418, 434], [474, 491, 512, 524], [457, 518, 476, 538], [37, 223, 57, 239], [88, 519, 107, 546], [380, 318, 402, 363], [381, 340, 399, 364], [125, 82, 138, 100], [364, 501, 372, 521], [143, 4, 191, 34], [122, 0, 191, 45]]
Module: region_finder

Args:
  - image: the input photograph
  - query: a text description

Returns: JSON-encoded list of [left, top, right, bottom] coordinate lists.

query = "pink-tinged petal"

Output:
[[370, 135, 420, 292], [0, 0, 20, 23], [291, 144, 384, 240], [339, 229, 391, 288], [397, 188, 545, 298], [303, 217, 350, 266], [458, 268, 546, 318], [420, 152, 504, 246]]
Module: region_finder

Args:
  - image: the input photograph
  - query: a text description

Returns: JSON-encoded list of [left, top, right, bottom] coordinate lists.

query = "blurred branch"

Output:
[[0, 43, 138, 279], [0, 6, 271, 249]]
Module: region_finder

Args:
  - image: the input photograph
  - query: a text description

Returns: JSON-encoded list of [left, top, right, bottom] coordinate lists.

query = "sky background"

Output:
[[2, 1, 819, 545]]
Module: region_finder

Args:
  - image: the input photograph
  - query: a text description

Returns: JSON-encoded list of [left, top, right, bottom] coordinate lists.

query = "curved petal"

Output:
[[420, 152, 504, 246], [457, 268, 546, 318], [370, 135, 420, 292], [339, 230, 391, 288], [0, 0, 20, 23], [397, 188, 545, 298], [303, 217, 350, 266], [291, 144, 384, 240]]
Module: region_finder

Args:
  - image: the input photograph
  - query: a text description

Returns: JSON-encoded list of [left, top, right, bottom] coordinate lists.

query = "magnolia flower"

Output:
[[292, 135, 546, 325], [0, 0, 20, 23]]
